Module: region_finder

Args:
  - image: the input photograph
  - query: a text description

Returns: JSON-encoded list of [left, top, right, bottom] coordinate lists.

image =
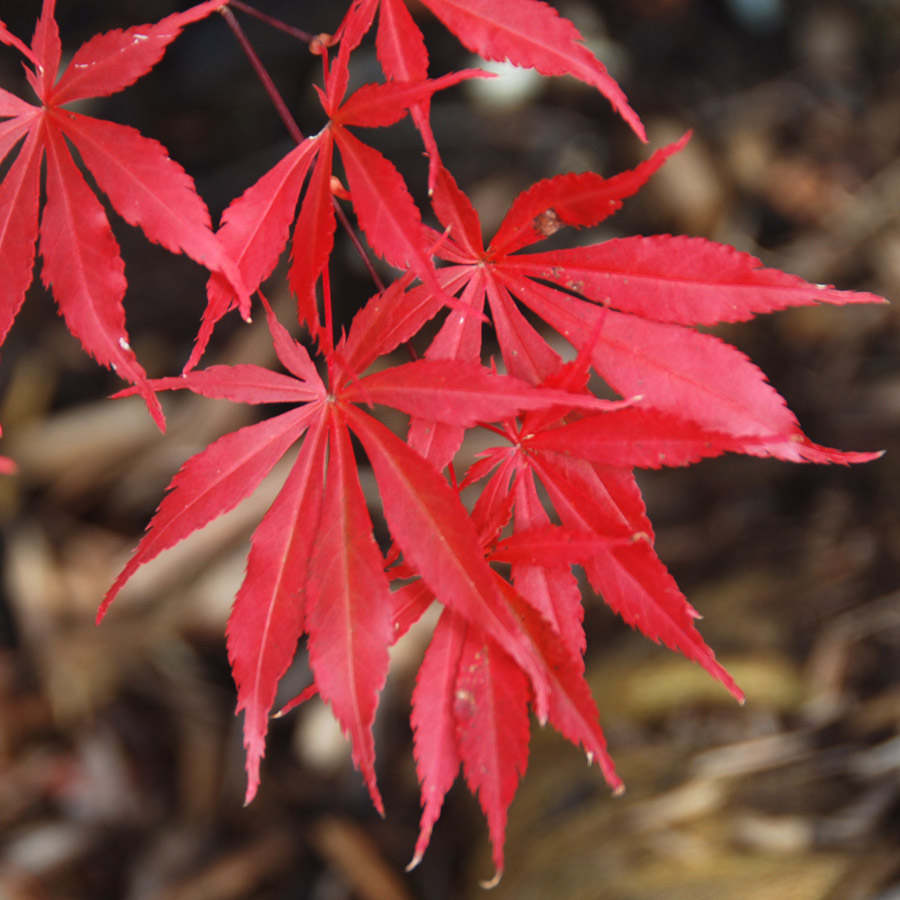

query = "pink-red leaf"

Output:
[[509, 469, 585, 661], [344, 405, 551, 716], [377, 0, 428, 82], [139, 365, 324, 406], [50, 0, 224, 106], [28, 0, 61, 102], [454, 626, 530, 884], [506, 272, 800, 441], [501, 580, 621, 788], [408, 608, 465, 870], [199, 136, 321, 368], [0, 126, 42, 342], [417, 0, 644, 140], [39, 124, 163, 428], [260, 293, 322, 385], [305, 415, 393, 814], [229, 417, 328, 803], [98, 405, 315, 622], [511, 234, 887, 326], [0, 18, 38, 65], [526, 407, 741, 469], [430, 164, 485, 263], [347, 358, 618, 425], [490, 134, 689, 257], [335, 69, 490, 129], [391, 580, 435, 645], [533, 454, 743, 701], [338, 269, 453, 375], [212, 136, 320, 306], [485, 272, 562, 384], [0, 89, 38, 121], [289, 136, 335, 335], [404, 271, 487, 468], [334, 127, 448, 301], [56, 111, 241, 287], [489, 524, 628, 567], [328, 0, 379, 111], [376, 0, 442, 189]]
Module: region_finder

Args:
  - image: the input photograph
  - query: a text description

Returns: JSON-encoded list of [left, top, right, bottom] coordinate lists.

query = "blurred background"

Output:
[[0, 1, 898, 897]]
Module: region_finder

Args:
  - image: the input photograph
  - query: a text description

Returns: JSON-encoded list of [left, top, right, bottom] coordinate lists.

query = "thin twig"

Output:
[[219, 5, 304, 144], [228, 0, 315, 43], [219, 5, 388, 305]]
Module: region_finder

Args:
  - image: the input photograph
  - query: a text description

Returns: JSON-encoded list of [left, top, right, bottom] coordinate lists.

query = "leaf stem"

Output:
[[219, 5, 305, 144], [221, 5, 386, 301], [228, 0, 316, 44]]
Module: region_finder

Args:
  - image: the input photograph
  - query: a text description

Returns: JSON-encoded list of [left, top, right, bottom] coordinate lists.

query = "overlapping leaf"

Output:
[[17, 0, 878, 882], [0, 0, 247, 428]]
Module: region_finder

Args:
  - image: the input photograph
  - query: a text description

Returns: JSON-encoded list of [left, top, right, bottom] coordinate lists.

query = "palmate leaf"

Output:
[[416, 0, 645, 140], [73, 0, 886, 881], [228, 417, 329, 804], [331, 0, 643, 191], [306, 415, 393, 814], [107, 298, 641, 824], [201, 57, 488, 354], [416, 144, 884, 461], [454, 622, 531, 886], [0, 0, 246, 428]]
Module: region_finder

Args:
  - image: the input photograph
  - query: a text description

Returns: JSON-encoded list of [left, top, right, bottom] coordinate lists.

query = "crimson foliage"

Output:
[[0, 0, 883, 881]]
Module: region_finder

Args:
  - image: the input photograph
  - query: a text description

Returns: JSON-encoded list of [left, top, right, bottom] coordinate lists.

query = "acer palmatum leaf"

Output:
[[533, 454, 744, 701], [28, 0, 61, 101], [0, 126, 41, 343], [305, 416, 393, 814], [489, 133, 691, 257], [0, 0, 248, 425], [289, 138, 336, 337], [416, 0, 645, 140], [509, 234, 885, 326], [98, 406, 318, 622], [374, 0, 441, 188], [49, 0, 225, 105], [455, 624, 531, 886], [408, 609, 466, 871], [201, 138, 322, 367], [0, 18, 37, 64], [40, 124, 165, 427], [504, 272, 821, 449], [501, 577, 621, 789], [509, 469, 587, 663], [229, 418, 328, 804], [337, 270, 442, 375], [343, 405, 552, 718], [346, 357, 624, 424], [526, 407, 754, 469]]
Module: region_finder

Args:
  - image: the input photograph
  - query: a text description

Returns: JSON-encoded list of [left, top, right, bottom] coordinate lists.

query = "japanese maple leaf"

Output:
[[406, 457, 634, 881], [402, 133, 884, 470], [199, 3, 489, 365], [100, 295, 621, 810], [0, 0, 247, 429], [332, 0, 646, 177]]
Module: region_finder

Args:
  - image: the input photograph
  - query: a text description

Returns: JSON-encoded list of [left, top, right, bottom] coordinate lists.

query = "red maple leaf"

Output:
[[0, 0, 247, 429], [405, 134, 884, 468], [100, 294, 617, 814], [64, 0, 886, 883], [198, 0, 491, 365]]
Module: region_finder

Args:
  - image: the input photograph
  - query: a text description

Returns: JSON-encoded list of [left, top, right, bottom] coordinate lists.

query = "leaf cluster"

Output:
[[0, 0, 884, 879]]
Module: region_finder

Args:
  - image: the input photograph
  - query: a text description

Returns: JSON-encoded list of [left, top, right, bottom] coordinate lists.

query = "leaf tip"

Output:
[[479, 870, 503, 890]]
